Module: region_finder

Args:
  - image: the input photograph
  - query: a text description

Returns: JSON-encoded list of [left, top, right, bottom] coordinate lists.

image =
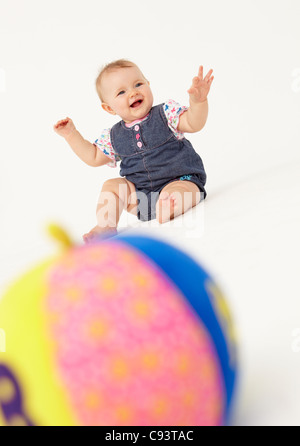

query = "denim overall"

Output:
[[110, 103, 207, 221]]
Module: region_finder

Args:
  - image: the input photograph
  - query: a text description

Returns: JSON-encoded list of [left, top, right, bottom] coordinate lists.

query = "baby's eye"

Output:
[[135, 82, 143, 87], [117, 90, 125, 96]]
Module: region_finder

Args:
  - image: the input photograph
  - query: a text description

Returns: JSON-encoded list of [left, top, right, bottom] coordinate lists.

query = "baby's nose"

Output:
[[129, 88, 138, 97]]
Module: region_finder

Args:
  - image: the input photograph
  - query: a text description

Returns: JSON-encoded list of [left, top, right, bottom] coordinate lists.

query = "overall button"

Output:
[[137, 142, 142, 148], [134, 125, 139, 131]]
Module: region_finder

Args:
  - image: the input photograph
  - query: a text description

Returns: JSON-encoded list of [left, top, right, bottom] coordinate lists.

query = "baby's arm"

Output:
[[177, 66, 214, 134], [53, 118, 111, 167]]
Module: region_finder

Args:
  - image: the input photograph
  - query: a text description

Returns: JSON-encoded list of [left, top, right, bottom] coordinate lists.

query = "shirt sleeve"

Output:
[[163, 99, 188, 140], [93, 128, 120, 168]]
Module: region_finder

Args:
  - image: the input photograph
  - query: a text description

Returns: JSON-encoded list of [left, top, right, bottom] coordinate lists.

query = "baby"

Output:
[[54, 60, 214, 243]]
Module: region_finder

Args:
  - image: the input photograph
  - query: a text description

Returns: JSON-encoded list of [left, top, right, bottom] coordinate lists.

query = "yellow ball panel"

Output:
[[0, 257, 77, 426]]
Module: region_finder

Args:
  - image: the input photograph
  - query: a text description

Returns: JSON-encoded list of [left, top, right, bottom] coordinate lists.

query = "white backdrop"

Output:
[[0, 0, 300, 426]]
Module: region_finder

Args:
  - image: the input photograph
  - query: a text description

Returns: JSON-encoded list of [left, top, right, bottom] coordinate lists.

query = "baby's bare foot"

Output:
[[157, 191, 178, 223], [83, 225, 117, 244]]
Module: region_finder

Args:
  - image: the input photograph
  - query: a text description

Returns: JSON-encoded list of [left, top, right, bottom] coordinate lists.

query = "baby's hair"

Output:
[[95, 59, 138, 102]]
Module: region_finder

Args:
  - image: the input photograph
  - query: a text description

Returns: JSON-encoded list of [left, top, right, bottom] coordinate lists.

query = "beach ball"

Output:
[[0, 226, 237, 426]]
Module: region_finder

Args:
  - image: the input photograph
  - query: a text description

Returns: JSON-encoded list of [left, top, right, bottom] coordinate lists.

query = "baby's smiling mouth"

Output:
[[130, 99, 143, 108]]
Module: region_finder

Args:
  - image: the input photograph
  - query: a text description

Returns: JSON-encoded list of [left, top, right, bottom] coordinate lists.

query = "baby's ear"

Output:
[[101, 103, 116, 115]]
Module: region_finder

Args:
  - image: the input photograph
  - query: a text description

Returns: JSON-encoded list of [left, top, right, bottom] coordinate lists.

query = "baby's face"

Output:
[[100, 66, 153, 123]]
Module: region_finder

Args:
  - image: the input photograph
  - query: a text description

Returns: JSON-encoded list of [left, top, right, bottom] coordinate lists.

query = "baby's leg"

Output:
[[83, 178, 138, 243], [156, 180, 201, 224]]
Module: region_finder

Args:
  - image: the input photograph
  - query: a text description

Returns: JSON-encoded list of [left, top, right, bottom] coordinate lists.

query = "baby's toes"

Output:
[[83, 232, 93, 244], [169, 193, 177, 203], [169, 193, 179, 210], [83, 234, 89, 243], [159, 191, 170, 201]]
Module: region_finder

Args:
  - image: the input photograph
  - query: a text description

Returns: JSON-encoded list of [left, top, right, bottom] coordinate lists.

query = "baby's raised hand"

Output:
[[53, 117, 76, 138], [187, 66, 214, 104]]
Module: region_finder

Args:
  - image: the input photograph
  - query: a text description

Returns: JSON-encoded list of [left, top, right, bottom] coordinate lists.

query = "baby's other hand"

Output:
[[53, 117, 76, 138], [187, 66, 214, 104]]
